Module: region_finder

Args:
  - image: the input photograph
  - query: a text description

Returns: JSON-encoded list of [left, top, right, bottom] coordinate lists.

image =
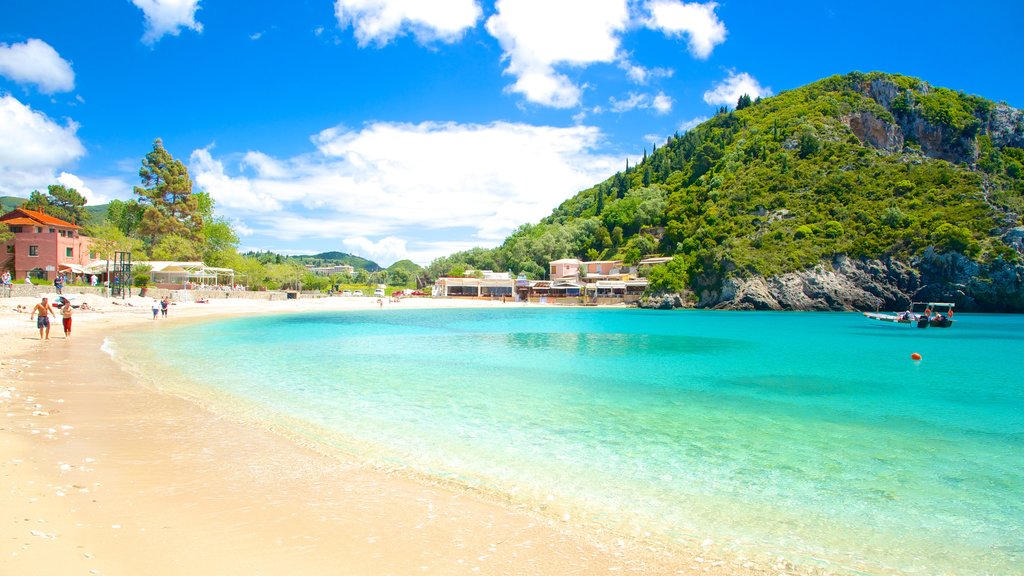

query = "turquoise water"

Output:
[[114, 309, 1023, 575]]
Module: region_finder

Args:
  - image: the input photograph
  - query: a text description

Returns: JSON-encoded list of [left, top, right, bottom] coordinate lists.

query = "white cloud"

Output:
[[608, 91, 672, 114], [335, 0, 482, 46], [485, 0, 630, 108], [0, 95, 85, 196], [652, 92, 672, 114], [619, 59, 673, 85], [702, 70, 772, 106], [342, 236, 409, 266], [131, 0, 203, 44], [644, 1, 726, 59], [679, 115, 708, 132], [0, 39, 75, 94], [190, 121, 621, 264]]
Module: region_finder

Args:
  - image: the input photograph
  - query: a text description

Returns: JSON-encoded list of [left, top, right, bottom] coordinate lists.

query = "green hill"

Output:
[[1, 196, 27, 213], [386, 259, 422, 275], [429, 71, 1024, 311], [291, 251, 381, 272]]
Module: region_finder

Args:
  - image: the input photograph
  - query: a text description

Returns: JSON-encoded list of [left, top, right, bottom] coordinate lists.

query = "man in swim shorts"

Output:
[[30, 297, 55, 340]]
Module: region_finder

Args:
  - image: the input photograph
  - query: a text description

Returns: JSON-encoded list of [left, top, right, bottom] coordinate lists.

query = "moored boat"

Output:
[[863, 302, 955, 328]]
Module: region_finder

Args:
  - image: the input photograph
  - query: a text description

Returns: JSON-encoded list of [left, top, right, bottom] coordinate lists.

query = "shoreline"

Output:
[[1, 294, 820, 575]]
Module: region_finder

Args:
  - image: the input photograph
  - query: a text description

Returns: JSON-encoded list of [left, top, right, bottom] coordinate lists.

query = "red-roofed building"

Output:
[[1, 207, 94, 282]]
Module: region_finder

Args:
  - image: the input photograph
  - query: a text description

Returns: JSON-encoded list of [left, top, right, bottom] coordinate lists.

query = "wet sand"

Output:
[[0, 294, 800, 575]]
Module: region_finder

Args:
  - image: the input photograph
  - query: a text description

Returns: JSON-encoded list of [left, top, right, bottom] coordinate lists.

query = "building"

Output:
[[432, 270, 515, 298], [0, 207, 93, 281], [307, 264, 355, 276], [549, 258, 582, 280]]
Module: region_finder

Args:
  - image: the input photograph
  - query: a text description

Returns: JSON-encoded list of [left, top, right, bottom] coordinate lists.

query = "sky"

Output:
[[1, 0, 1021, 267]]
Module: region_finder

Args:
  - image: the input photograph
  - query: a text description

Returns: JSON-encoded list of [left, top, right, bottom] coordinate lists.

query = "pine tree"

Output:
[[134, 138, 203, 247], [45, 184, 89, 225]]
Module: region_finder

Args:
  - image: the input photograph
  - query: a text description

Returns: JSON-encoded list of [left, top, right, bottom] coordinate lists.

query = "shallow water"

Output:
[[113, 308, 1024, 575]]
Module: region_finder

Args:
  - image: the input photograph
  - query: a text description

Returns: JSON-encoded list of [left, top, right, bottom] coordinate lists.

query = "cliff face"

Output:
[[683, 252, 1024, 312], [844, 76, 1024, 165]]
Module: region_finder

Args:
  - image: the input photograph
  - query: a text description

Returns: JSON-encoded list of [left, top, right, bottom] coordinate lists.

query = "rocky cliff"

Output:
[[643, 247, 1024, 312]]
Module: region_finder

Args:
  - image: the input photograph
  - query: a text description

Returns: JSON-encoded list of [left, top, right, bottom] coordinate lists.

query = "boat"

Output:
[[863, 302, 955, 329]]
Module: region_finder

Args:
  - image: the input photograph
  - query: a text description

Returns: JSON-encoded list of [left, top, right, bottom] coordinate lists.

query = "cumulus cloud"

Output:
[[0, 39, 75, 94], [190, 121, 621, 264], [702, 70, 772, 106], [342, 236, 409, 266], [485, 0, 629, 108], [644, 0, 726, 59], [335, 0, 482, 46], [0, 95, 85, 196], [131, 0, 203, 44], [608, 91, 672, 114]]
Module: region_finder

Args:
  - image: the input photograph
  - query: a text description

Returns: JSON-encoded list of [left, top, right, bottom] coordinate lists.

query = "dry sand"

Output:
[[0, 293, 797, 575]]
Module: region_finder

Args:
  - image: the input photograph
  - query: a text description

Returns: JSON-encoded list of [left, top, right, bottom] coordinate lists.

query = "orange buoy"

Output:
[[910, 352, 922, 361]]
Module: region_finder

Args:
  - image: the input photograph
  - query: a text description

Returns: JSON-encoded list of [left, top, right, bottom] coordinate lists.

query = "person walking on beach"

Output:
[[160, 297, 169, 318], [60, 297, 74, 338], [54, 274, 64, 295], [151, 299, 160, 319], [30, 297, 55, 340]]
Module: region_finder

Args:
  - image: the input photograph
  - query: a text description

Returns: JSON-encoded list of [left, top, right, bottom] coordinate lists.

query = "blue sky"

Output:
[[1, 0, 1021, 266]]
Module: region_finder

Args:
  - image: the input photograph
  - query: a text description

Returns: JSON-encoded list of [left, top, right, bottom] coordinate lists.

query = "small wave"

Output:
[[100, 337, 117, 359]]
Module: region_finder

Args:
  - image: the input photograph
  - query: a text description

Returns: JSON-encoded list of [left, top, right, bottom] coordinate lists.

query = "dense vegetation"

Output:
[[427, 72, 1023, 295]]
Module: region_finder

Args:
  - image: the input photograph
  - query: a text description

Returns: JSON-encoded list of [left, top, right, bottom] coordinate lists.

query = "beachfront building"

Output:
[[581, 260, 632, 282], [549, 258, 582, 280], [0, 207, 94, 281], [138, 261, 238, 288], [432, 270, 515, 298], [307, 264, 355, 276]]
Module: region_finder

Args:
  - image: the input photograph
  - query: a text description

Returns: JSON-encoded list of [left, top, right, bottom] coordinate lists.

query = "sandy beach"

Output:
[[1, 292, 799, 576]]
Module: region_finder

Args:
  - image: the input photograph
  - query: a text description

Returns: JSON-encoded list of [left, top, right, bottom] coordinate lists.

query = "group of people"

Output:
[[151, 297, 170, 319], [29, 296, 75, 340]]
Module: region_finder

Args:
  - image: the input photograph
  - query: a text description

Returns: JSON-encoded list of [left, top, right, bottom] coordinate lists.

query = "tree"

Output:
[[46, 184, 89, 225], [736, 93, 752, 110], [150, 234, 202, 261], [88, 222, 145, 262], [105, 199, 146, 237], [134, 138, 203, 247], [24, 190, 50, 212]]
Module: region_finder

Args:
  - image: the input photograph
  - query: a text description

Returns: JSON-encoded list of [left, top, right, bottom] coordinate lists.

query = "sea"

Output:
[[110, 308, 1023, 575]]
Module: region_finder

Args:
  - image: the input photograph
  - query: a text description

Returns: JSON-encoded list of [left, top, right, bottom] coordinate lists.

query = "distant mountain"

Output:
[[1, 196, 26, 213], [291, 251, 381, 272], [434, 71, 1024, 311]]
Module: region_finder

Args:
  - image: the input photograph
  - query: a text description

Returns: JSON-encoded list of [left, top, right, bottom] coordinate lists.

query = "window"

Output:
[[29, 245, 39, 256], [59, 230, 66, 237], [49, 228, 55, 233], [66, 247, 73, 257], [5, 245, 12, 254], [89, 251, 96, 259], [36, 227, 42, 233], [10, 226, 22, 233]]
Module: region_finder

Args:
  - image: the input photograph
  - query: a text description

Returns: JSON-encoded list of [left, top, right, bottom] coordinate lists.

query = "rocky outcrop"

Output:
[[848, 75, 1023, 165], [842, 112, 903, 152], [638, 293, 690, 310], [674, 254, 1024, 312]]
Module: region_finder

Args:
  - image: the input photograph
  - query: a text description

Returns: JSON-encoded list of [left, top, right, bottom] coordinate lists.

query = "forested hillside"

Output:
[[428, 72, 1024, 311]]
